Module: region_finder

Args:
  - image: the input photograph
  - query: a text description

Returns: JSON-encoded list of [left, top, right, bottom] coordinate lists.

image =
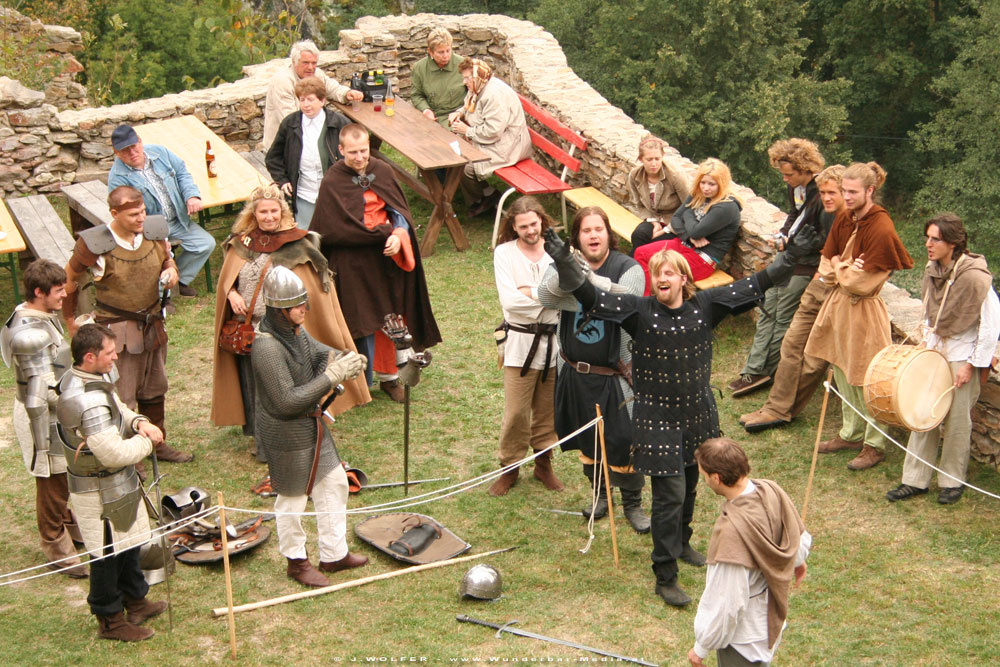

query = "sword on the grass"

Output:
[[456, 615, 658, 666]]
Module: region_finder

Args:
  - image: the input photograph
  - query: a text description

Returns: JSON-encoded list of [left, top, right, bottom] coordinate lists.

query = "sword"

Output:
[[149, 450, 173, 632], [362, 476, 450, 490], [535, 507, 580, 516], [403, 384, 410, 495], [456, 616, 658, 667]]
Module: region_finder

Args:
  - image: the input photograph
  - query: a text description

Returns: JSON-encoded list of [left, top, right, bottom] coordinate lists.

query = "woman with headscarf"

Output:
[[448, 57, 532, 217], [211, 184, 370, 462]]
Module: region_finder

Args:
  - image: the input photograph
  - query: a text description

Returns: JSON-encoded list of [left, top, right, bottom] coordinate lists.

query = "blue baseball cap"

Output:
[[111, 124, 140, 151]]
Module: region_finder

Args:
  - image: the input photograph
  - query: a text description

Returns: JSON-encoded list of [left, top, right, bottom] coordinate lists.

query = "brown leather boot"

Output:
[[532, 450, 564, 491], [40, 531, 88, 579], [380, 379, 405, 403], [155, 442, 194, 463], [286, 557, 330, 588], [123, 596, 168, 625], [319, 552, 369, 574], [847, 444, 885, 470], [818, 436, 863, 453], [487, 469, 519, 496], [97, 611, 155, 641]]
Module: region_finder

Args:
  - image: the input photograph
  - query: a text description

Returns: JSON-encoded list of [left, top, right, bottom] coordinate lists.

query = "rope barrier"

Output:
[[0, 417, 604, 586], [826, 381, 1000, 501]]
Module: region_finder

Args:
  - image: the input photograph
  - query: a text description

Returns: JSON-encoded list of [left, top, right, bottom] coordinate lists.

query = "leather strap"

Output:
[[243, 257, 273, 321], [559, 352, 619, 377], [305, 409, 323, 496]]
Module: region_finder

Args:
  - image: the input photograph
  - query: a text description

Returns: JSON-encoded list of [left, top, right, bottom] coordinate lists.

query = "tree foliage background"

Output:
[[9, 0, 1000, 258]]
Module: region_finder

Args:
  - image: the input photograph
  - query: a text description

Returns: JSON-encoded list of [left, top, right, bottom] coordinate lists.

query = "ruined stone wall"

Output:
[[0, 6, 86, 110], [0, 12, 996, 465]]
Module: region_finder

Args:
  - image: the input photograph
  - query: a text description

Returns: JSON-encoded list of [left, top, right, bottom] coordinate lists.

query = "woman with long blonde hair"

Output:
[[633, 157, 742, 291], [211, 185, 370, 467]]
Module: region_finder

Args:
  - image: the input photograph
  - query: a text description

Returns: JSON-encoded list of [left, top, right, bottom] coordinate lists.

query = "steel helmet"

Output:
[[459, 564, 502, 600], [262, 265, 307, 308]]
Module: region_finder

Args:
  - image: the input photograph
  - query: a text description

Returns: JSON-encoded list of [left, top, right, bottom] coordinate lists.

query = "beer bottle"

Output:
[[375, 69, 384, 86], [205, 140, 218, 178]]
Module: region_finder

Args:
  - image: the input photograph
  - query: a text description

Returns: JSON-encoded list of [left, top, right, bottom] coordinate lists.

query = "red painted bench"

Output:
[[491, 95, 588, 247]]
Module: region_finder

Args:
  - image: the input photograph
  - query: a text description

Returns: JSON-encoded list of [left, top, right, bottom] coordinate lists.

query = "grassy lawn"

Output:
[[0, 171, 998, 665]]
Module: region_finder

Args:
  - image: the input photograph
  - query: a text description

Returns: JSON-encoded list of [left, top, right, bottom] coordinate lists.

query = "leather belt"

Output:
[[560, 352, 619, 377], [506, 322, 557, 382]]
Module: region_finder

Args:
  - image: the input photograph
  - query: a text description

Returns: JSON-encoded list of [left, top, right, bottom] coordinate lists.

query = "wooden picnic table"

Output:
[[133, 115, 267, 214], [333, 97, 490, 257], [0, 201, 28, 302], [62, 179, 112, 233]]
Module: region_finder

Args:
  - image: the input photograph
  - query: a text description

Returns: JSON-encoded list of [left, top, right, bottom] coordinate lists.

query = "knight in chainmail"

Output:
[[252, 266, 370, 588], [545, 228, 793, 608], [1, 260, 87, 578], [537, 207, 650, 534], [56, 324, 167, 642]]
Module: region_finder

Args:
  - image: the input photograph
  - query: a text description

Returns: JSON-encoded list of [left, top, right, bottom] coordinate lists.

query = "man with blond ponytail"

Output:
[[804, 162, 913, 470]]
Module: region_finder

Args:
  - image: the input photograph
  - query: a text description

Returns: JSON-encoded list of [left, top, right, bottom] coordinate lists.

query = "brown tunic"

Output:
[[805, 206, 913, 385]]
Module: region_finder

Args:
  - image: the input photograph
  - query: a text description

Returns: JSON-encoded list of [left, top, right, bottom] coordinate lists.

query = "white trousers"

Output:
[[275, 464, 349, 562]]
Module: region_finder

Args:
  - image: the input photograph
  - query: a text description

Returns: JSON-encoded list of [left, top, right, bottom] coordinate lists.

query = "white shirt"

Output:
[[297, 112, 325, 204], [493, 240, 559, 370], [693, 480, 813, 663], [924, 287, 1000, 367]]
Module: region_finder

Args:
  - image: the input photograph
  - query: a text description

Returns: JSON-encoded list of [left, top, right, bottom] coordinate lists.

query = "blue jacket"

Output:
[[108, 144, 201, 228]]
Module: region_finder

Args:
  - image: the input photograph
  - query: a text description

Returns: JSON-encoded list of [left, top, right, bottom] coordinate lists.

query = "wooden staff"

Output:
[[218, 492, 238, 659], [595, 405, 619, 569], [210, 547, 516, 617], [802, 368, 834, 523]]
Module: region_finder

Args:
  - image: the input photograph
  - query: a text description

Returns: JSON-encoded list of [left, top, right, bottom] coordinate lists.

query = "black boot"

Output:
[[581, 464, 608, 520], [620, 488, 650, 534]]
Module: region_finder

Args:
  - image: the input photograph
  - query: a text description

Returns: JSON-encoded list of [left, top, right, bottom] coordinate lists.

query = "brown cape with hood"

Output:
[[309, 157, 441, 350], [805, 205, 914, 384], [706, 478, 806, 650], [211, 230, 371, 427], [923, 252, 992, 338]]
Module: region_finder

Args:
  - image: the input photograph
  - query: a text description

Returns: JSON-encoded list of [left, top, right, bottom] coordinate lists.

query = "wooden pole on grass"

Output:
[[217, 492, 238, 659], [210, 547, 516, 617], [802, 369, 835, 523], [595, 405, 620, 569]]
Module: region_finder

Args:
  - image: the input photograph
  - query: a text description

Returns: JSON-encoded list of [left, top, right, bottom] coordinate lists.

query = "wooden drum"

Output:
[[863, 344, 954, 432]]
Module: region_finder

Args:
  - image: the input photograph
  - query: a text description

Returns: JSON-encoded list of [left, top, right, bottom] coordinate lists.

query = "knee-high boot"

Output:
[[581, 464, 609, 520]]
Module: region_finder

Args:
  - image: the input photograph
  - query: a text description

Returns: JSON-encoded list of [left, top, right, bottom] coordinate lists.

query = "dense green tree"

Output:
[[912, 1, 1000, 256], [801, 0, 968, 200], [531, 0, 848, 203]]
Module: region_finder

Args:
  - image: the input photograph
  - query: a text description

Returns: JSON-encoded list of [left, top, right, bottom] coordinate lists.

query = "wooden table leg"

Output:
[[418, 166, 470, 257]]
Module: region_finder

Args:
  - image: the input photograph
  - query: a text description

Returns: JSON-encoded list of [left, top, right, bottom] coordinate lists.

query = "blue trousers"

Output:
[[168, 218, 216, 286]]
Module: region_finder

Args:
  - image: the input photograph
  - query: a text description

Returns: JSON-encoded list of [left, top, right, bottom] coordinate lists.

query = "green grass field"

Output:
[[0, 176, 998, 665]]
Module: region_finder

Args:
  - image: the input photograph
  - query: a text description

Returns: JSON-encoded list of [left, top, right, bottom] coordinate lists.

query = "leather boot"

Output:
[[532, 450, 564, 491], [40, 531, 88, 579], [97, 611, 155, 642], [140, 397, 194, 463], [620, 488, 651, 534], [123, 595, 168, 625], [286, 557, 331, 588], [488, 468, 519, 497], [581, 465, 608, 520], [847, 444, 885, 470], [154, 442, 194, 463], [319, 552, 369, 574]]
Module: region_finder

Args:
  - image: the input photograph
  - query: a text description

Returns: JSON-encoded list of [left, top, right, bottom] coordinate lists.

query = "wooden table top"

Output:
[[134, 115, 268, 209], [62, 180, 113, 227], [333, 98, 489, 171], [0, 201, 27, 255]]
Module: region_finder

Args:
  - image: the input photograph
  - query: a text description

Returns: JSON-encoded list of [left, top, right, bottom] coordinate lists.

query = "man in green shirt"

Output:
[[410, 27, 466, 127]]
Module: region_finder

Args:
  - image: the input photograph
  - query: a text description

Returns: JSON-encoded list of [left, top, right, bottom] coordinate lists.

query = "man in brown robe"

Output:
[[804, 162, 913, 470], [309, 124, 441, 402]]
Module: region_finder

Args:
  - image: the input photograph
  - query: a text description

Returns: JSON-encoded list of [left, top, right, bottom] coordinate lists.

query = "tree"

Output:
[[913, 0, 1000, 258], [532, 0, 848, 204], [801, 0, 969, 199]]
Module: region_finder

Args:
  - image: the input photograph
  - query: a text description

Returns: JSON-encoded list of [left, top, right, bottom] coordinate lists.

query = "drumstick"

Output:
[[802, 368, 834, 523]]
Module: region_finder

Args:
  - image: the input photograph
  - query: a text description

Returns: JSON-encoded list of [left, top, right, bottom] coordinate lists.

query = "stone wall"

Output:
[[0, 6, 86, 110], [0, 12, 997, 466]]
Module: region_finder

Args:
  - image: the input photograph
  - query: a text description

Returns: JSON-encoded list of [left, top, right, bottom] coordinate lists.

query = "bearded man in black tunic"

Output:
[[537, 207, 649, 533], [544, 229, 792, 607]]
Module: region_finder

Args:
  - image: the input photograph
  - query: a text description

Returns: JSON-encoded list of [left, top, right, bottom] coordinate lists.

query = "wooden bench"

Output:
[[62, 180, 112, 233], [491, 95, 588, 248], [562, 186, 643, 242], [694, 269, 734, 290], [6, 195, 76, 268], [239, 150, 271, 180], [0, 201, 28, 302]]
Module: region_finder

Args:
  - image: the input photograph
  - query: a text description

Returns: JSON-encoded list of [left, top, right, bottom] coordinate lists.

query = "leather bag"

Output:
[[219, 258, 271, 356]]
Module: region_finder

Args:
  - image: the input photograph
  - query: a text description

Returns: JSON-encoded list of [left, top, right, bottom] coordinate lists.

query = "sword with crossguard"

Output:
[[456, 615, 658, 666]]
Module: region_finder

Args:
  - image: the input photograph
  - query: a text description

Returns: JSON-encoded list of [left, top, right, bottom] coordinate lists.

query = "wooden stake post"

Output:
[[802, 369, 834, 523], [218, 492, 238, 659], [595, 405, 620, 569]]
